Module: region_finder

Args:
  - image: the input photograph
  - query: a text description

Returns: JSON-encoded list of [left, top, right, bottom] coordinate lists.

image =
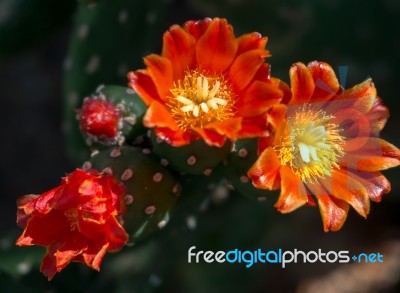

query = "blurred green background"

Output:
[[0, 0, 399, 292]]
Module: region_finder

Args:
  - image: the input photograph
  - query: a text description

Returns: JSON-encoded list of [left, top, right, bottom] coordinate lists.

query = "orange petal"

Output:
[[183, 18, 212, 40], [332, 78, 376, 114], [229, 49, 269, 91], [252, 63, 271, 82], [83, 243, 109, 271], [331, 107, 374, 139], [316, 195, 349, 232], [17, 194, 39, 228], [323, 169, 370, 218], [236, 80, 283, 117], [342, 78, 376, 101], [127, 70, 161, 106], [162, 25, 196, 79], [238, 115, 268, 139], [366, 96, 389, 133], [155, 127, 191, 146], [342, 138, 400, 171], [54, 240, 87, 272], [16, 210, 70, 246], [41, 234, 87, 280], [192, 128, 226, 147], [204, 117, 242, 141], [144, 54, 173, 102], [105, 216, 129, 251], [196, 18, 238, 73], [347, 170, 391, 202], [271, 77, 291, 104], [288, 62, 315, 105], [143, 100, 179, 130], [236, 32, 268, 55], [267, 104, 287, 145], [275, 166, 308, 213], [308, 61, 339, 102], [248, 147, 281, 190]]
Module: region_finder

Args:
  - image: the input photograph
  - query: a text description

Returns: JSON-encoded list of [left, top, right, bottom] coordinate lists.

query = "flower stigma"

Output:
[[168, 69, 235, 130], [277, 105, 344, 182]]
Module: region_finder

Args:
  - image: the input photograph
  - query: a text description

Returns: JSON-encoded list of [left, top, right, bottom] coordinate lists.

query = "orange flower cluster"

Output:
[[129, 18, 400, 231], [15, 17, 400, 281]]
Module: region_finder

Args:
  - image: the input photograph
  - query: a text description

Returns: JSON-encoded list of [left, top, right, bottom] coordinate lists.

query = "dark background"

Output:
[[0, 0, 399, 292]]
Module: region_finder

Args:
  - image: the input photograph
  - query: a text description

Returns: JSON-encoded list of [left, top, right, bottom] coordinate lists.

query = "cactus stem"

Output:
[[85, 55, 101, 74], [78, 23, 90, 40], [123, 116, 137, 125], [123, 194, 134, 205], [160, 159, 169, 166], [257, 196, 267, 202], [144, 205, 156, 215], [132, 136, 144, 145], [102, 167, 113, 175], [82, 161, 92, 171], [157, 220, 167, 229], [142, 148, 151, 154], [240, 175, 250, 183], [95, 84, 105, 93], [172, 184, 180, 194], [121, 169, 133, 181], [156, 136, 163, 144], [152, 173, 163, 183], [63, 58, 72, 71], [238, 148, 248, 158], [203, 169, 212, 176], [187, 155, 196, 166], [90, 149, 100, 157], [118, 10, 129, 24], [110, 148, 121, 158], [186, 216, 197, 230]]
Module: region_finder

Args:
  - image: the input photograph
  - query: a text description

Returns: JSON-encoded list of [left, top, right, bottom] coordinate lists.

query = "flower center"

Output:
[[277, 106, 344, 182], [64, 209, 79, 231], [167, 69, 235, 130]]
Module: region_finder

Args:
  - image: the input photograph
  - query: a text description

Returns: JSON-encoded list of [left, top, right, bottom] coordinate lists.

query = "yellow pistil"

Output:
[[167, 69, 235, 130], [277, 106, 344, 182]]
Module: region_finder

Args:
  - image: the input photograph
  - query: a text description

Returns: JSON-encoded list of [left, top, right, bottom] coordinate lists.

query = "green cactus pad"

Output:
[[151, 132, 232, 175], [220, 138, 274, 201], [63, 0, 169, 164], [89, 146, 180, 244]]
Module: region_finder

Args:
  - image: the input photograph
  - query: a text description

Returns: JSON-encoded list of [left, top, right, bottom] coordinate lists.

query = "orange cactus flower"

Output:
[[16, 169, 128, 280], [248, 61, 400, 231], [127, 17, 283, 147]]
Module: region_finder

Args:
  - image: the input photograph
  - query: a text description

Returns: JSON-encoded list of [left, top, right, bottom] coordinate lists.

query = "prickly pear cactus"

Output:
[[78, 85, 147, 148], [89, 146, 180, 244], [151, 132, 232, 175], [220, 138, 273, 201], [63, 0, 170, 164]]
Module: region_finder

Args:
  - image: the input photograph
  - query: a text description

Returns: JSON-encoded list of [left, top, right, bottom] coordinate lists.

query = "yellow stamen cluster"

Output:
[[277, 106, 344, 182], [168, 69, 235, 130]]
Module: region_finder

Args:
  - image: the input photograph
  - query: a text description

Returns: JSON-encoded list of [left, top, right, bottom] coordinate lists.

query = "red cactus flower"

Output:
[[248, 61, 400, 231], [127, 17, 283, 147], [79, 98, 122, 144], [16, 169, 128, 280]]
